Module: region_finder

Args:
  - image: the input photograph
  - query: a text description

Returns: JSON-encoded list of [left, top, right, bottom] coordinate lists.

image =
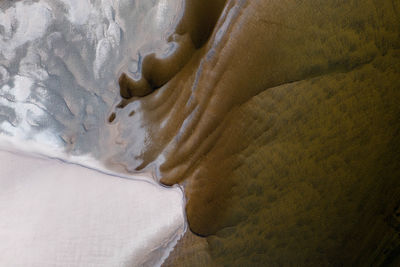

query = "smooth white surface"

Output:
[[0, 148, 186, 266]]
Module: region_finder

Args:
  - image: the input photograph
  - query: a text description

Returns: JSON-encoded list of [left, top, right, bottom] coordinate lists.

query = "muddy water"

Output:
[[109, 0, 400, 265]]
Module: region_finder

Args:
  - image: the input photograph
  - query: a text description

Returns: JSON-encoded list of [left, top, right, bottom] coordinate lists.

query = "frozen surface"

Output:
[[0, 0, 183, 157], [0, 0, 186, 266], [0, 144, 185, 266]]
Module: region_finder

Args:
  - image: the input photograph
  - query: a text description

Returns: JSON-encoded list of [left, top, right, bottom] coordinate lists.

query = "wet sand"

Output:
[[110, 0, 400, 265]]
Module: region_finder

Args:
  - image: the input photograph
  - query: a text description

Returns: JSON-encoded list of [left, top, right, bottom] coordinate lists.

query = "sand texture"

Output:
[[108, 0, 400, 265]]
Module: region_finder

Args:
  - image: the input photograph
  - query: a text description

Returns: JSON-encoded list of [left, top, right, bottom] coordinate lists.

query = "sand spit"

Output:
[[109, 0, 400, 265], [0, 142, 186, 267]]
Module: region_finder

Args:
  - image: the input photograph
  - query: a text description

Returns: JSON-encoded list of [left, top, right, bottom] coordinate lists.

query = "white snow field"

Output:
[[0, 141, 186, 266]]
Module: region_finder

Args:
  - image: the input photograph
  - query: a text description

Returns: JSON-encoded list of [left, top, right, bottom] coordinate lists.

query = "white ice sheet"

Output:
[[0, 148, 185, 266]]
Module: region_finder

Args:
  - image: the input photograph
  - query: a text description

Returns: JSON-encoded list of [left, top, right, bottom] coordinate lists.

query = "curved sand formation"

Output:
[[110, 0, 400, 265], [115, 0, 226, 104]]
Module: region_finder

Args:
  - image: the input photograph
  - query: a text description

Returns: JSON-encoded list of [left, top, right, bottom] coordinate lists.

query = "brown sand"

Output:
[[111, 0, 400, 265], [115, 0, 226, 101]]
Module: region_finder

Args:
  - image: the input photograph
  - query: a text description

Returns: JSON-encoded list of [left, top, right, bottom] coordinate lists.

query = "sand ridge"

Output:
[[110, 0, 400, 265]]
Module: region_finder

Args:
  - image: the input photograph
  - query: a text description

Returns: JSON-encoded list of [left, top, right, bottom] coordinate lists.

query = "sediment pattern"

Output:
[[110, 0, 400, 265]]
